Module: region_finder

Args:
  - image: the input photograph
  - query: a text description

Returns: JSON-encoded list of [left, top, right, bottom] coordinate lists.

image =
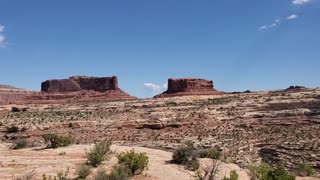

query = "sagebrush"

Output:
[[117, 149, 149, 176], [87, 140, 111, 167], [42, 134, 75, 149]]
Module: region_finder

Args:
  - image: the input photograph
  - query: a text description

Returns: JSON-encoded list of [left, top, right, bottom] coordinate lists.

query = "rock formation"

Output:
[[154, 78, 223, 98], [0, 76, 135, 105], [41, 76, 118, 93], [0, 85, 31, 105], [33, 76, 135, 103]]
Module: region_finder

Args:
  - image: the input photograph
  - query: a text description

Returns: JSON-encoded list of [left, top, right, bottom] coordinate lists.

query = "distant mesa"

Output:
[[0, 76, 135, 105], [0, 84, 25, 92], [41, 76, 119, 93], [37, 76, 135, 102], [154, 78, 224, 98], [286, 85, 306, 91]]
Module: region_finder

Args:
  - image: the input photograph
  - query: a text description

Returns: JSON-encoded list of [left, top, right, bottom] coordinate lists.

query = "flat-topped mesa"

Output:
[[26, 75, 136, 103], [41, 76, 118, 93], [167, 78, 214, 93], [154, 78, 224, 98]]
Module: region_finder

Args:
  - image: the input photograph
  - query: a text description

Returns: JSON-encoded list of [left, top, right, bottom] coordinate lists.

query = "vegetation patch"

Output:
[[117, 149, 149, 176], [106, 164, 130, 180], [223, 170, 239, 180], [171, 141, 200, 171], [12, 138, 29, 149], [76, 164, 92, 179], [296, 163, 314, 177], [197, 148, 222, 160], [42, 134, 75, 149], [248, 163, 295, 180], [86, 140, 111, 167], [42, 168, 70, 180], [94, 164, 137, 180]]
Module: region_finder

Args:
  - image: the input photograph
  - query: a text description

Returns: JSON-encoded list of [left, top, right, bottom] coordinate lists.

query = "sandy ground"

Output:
[[0, 143, 251, 180]]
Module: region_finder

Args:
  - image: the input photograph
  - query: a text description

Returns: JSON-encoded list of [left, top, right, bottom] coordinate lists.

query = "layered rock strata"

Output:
[[154, 78, 223, 98]]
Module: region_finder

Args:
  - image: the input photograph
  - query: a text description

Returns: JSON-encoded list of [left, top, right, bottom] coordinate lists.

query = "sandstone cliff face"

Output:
[[41, 76, 118, 93], [36, 76, 135, 103], [167, 78, 214, 93], [0, 92, 30, 105], [0, 85, 31, 105], [155, 78, 223, 98], [0, 76, 135, 105]]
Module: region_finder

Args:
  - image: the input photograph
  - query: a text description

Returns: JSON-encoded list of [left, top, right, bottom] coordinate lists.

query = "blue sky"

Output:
[[0, 0, 319, 98]]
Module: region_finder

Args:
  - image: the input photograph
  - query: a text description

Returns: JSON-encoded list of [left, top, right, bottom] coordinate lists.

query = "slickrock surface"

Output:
[[155, 78, 223, 98], [1, 87, 320, 178], [0, 143, 250, 180]]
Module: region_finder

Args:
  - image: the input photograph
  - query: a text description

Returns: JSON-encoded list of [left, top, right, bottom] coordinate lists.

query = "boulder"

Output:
[[11, 106, 28, 112]]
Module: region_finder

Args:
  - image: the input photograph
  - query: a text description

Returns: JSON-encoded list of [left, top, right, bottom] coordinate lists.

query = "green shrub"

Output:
[[248, 164, 295, 180], [248, 163, 273, 180], [171, 141, 201, 170], [12, 138, 28, 149], [117, 149, 149, 176], [297, 163, 314, 177], [195, 148, 221, 160], [94, 166, 129, 180], [189, 157, 200, 171], [76, 165, 91, 179], [42, 134, 75, 149], [42, 168, 70, 180], [223, 170, 239, 180], [268, 166, 295, 180], [94, 169, 108, 180], [106, 164, 130, 180], [172, 141, 196, 165], [207, 149, 221, 160], [87, 140, 111, 167], [196, 149, 210, 158]]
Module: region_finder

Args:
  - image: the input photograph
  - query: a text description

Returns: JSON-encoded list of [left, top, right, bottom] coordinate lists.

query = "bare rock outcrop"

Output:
[[0, 85, 31, 105], [154, 78, 223, 98], [35, 76, 135, 103], [0, 76, 135, 105], [41, 76, 118, 93], [11, 106, 29, 112]]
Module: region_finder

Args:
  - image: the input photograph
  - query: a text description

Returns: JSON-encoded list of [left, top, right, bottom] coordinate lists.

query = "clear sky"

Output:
[[0, 0, 319, 98]]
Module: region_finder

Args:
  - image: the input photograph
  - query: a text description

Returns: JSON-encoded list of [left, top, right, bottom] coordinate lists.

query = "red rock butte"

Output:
[[154, 78, 224, 98], [41, 76, 119, 93], [0, 76, 135, 105]]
